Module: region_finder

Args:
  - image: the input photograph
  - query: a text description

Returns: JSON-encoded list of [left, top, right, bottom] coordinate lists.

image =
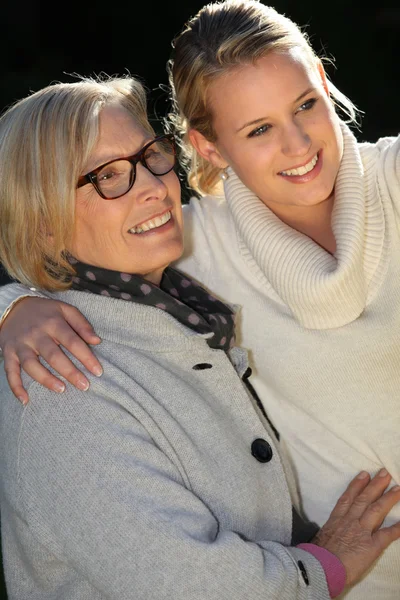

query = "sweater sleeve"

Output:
[[297, 543, 346, 598], [16, 380, 331, 600]]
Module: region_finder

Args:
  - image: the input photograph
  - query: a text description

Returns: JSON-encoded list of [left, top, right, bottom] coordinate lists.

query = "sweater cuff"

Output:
[[297, 543, 346, 598]]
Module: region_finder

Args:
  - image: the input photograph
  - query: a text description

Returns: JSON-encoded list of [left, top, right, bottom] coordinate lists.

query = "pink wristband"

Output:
[[297, 542, 346, 598]]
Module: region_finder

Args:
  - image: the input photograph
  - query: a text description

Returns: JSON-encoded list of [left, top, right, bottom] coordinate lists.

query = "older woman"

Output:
[[0, 75, 400, 599]]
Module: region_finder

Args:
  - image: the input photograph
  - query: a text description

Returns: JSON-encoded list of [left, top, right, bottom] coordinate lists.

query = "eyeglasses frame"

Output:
[[76, 134, 177, 200]]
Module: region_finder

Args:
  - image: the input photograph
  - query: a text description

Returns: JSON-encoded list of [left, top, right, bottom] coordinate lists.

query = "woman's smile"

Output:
[[128, 209, 173, 234], [278, 150, 323, 184]]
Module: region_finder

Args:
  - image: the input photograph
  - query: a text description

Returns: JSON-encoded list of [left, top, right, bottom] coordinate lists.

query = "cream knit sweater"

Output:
[[176, 124, 400, 599], [1, 124, 400, 598]]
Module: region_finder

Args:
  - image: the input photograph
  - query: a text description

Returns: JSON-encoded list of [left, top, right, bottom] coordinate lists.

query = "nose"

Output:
[[281, 120, 311, 158], [133, 161, 169, 202]]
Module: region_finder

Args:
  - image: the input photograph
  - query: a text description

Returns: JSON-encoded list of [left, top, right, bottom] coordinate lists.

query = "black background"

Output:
[[0, 0, 399, 287], [0, 2, 399, 595]]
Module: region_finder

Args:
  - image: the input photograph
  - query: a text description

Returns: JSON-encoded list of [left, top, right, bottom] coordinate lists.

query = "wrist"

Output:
[[297, 542, 346, 598], [0, 295, 32, 331]]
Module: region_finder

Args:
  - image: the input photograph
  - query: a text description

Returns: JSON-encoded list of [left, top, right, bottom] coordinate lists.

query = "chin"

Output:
[[303, 183, 335, 207]]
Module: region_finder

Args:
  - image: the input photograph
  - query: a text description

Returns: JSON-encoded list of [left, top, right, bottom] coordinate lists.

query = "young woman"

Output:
[[0, 1, 399, 598]]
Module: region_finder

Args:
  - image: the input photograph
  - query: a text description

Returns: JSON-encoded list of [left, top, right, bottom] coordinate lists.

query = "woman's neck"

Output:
[[267, 194, 336, 254]]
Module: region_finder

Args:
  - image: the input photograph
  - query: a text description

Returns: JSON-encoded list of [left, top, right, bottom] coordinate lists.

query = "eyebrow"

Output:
[[236, 87, 316, 133], [84, 136, 152, 173]]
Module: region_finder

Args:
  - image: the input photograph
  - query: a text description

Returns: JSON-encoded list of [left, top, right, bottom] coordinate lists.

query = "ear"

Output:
[[189, 129, 228, 169], [316, 59, 330, 97]]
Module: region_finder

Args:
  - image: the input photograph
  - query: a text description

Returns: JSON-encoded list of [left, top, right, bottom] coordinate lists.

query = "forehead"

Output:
[[87, 105, 150, 171], [208, 49, 320, 126]]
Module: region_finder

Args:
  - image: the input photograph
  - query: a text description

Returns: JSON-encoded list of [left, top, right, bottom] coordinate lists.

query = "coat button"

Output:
[[192, 363, 213, 370], [297, 561, 310, 585], [251, 438, 273, 463]]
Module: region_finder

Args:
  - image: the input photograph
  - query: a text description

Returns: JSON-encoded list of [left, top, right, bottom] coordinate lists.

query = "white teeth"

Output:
[[280, 153, 318, 176], [129, 211, 171, 234]]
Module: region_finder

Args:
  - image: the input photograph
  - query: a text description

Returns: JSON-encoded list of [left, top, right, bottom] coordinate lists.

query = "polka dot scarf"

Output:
[[69, 259, 236, 351]]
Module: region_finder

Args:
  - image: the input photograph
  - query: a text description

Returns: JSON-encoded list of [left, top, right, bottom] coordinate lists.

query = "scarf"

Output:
[[69, 259, 236, 351]]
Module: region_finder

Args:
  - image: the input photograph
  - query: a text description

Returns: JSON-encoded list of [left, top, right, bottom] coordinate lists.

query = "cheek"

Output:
[[232, 143, 276, 187], [321, 102, 341, 136], [324, 114, 343, 164], [168, 174, 184, 226], [72, 201, 121, 253]]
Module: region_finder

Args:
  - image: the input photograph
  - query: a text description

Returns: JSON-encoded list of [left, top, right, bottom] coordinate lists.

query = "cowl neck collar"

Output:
[[223, 123, 387, 329]]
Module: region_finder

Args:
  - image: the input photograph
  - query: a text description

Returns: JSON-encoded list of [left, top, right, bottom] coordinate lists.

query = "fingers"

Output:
[[329, 470, 371, 518], [360, 483, 400, 533], [346, 469, 394, 520], [20, 340, 91, 392], [59, 305, 103, 378], [62, 304, 102, 346], [0, 298, 104, 404], [5, 334, 102, 403], [17, 349, 67, 394], [3, 352, 30, 405], [373, 520, 400, 551], [49, 327, 102, 377], [331, 469, 400, 529], [4, 348, 65, 403]]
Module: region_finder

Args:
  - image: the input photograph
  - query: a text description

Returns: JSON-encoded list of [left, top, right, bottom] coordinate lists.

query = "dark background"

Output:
[[0, 1, 399, 595]]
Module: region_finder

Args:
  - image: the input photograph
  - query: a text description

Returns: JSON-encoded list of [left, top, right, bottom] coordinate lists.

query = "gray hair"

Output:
[[0, 74, 153, 290]]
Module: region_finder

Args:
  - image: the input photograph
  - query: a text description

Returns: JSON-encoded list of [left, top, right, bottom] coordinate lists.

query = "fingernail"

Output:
[[76, 378, 89, 391], [391, 485, 400, 492], [54, 382, 65, 393], [18, 397, 28, 406], [379, 468, 389, 477], [92, 366, 103, 377], [357, 471, 369, 479]]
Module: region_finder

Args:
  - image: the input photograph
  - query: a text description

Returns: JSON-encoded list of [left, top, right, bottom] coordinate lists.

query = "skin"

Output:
[[190, 49, 343, 252], [70, 105, 184, 286]]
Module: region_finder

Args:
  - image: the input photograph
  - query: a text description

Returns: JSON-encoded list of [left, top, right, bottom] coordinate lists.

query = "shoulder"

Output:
[[181, 193, 238, 247], [358, 133, 400, 202], [177, 194, 229, 283], [358, 132, 400, 164], [9, 375, 162, 494], [182, 193, 230, 228]]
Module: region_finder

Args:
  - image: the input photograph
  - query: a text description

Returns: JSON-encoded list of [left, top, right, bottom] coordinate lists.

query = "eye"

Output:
[[98, 170, 117, 182], [96, 160, 130, 184], [145, 147, 161, 160], [248, 123, 271, 138], [297, 98, 317, 113]]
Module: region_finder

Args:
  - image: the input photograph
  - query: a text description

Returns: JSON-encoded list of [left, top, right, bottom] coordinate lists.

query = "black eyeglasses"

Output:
[[77, 134, 177, 200]]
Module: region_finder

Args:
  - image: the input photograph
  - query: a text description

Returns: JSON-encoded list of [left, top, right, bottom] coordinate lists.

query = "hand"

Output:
[[0, 297, 102, 404], [314, 469, 400, 586]]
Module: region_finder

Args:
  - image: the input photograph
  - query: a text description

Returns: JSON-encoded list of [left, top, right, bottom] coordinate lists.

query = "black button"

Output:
[[242, 367, 252, 379], [297, 560, 310, 585], [192, 363, 213, 370], [251, 438, 273, 463]]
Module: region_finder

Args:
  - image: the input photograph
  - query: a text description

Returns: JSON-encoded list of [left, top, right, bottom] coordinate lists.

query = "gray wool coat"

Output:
[[0, 290, 330, 599]]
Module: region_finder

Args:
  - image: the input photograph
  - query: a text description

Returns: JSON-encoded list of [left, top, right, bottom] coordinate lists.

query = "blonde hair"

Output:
[[167, 0, 360, 196], [0, 74, 154, 291]]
